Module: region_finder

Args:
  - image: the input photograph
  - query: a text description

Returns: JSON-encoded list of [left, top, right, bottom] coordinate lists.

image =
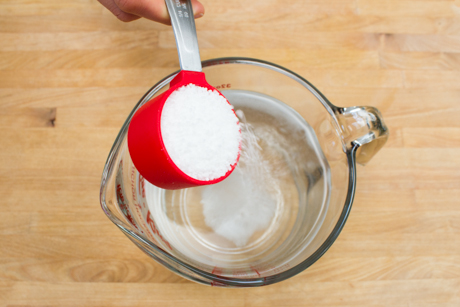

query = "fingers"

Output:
[[98, 0, 205, 25], [190, 0, 205, 19], [113, 0, 169, 23], [97, 0, 140, 22]]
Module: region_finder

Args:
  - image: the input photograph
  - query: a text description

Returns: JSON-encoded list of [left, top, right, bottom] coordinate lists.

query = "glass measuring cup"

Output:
[[100, 57, 389, 287]]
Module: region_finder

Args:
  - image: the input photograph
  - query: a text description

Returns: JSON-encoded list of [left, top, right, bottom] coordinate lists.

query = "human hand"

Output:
[[97, 0, 205, 25]]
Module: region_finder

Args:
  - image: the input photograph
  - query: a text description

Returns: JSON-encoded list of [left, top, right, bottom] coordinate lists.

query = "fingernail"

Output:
[[195, 12, 204, 18]]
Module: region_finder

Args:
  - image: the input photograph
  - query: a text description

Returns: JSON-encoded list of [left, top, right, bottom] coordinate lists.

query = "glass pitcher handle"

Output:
[[336, 106, 389, 165]]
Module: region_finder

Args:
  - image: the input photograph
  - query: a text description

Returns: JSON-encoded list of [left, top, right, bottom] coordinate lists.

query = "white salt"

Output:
[[161, 84, 241, 181], [201, 111, 279, 247], [201, 169, 277, 247]]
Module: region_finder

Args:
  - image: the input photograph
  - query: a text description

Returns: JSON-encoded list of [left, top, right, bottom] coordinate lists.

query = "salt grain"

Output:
[[201, 111, 278, 247], [160, 84, 241, 181]]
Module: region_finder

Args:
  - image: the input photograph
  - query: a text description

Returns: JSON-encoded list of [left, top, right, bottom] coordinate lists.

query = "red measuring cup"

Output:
[[127, 0, 240, 190]]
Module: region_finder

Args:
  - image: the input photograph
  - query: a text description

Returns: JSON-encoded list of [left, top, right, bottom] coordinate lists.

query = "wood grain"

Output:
[[1, 0, 459, 306]]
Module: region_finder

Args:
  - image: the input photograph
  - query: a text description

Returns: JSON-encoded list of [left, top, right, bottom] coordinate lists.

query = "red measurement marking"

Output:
[[250, 266, 261, 277], [210, 280, 228, 287], [132, 203, 157, 241], [212, 267, 223, 275], [116, 182, 138, 229], [130, 168, 137, 201], [124, 211, 137, 228], [139, 175, 146, 198], [272, 263, 290, 274], [146, 211, 172, 250], [215, 83, 231, 90], [232, 270, 248, 277], [116, 184, 125, 203]]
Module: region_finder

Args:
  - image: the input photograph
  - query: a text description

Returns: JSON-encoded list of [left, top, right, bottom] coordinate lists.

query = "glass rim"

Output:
[[99, 57, 358, 287]]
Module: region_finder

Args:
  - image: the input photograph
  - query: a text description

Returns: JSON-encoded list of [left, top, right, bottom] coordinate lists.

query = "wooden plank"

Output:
[[0, 189, 105, 212], [321, 87, 460, 112], [403, 70, 460, 89], [298, 256, 460, 282], [384, 34, 460, 52], [0, 174, 101, 193], [0, 212, 115, 236], [0, 50, 179, 70], [353, 189, 460, 212], [54, 106, 133, 128], [0, 49, 380, 70], [402, 127, 460, 148], [1, 14, 451, 35], [356, 148, 460, 189], [380, 51, 460, 70], [284, 69, 404, 89], [0, 258, 188, 283], [0, 0, 101, 16], [0, 68, 175, 88], [0, 107, 56, 128], [330, 233, 460, 257], [0, 280, 458, 307], [357, 170, 460, 190], [160, 31, 382, 50], [0, 282, 245, 306], [0, 87, 148, 108], [345, 211, 460, 234], [0, 128, 117, 169], [356, 0, 457, 17], [0, 31, 159, 52], [0, 14, 164, 32], [0, 235, 143, 259], [415, 189, 460, 209]]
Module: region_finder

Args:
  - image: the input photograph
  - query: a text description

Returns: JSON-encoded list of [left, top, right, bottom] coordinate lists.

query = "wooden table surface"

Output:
[[1, 0, 460, 305]]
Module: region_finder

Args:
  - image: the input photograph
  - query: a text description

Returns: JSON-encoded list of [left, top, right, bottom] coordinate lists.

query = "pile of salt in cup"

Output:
[[160, 84, 241, 182]]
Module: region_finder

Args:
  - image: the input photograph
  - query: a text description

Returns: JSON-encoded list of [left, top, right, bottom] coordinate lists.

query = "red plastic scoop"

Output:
[[128, 71, 240, 189], [127, 1, 240, 190]]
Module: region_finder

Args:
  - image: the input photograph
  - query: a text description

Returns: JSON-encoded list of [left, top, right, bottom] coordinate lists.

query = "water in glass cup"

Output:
[[144, 90, 331, 276]]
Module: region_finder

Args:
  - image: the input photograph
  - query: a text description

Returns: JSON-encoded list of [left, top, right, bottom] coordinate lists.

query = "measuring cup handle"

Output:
[[336, 106, 389, 165], [165, 0, 202, 72]]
